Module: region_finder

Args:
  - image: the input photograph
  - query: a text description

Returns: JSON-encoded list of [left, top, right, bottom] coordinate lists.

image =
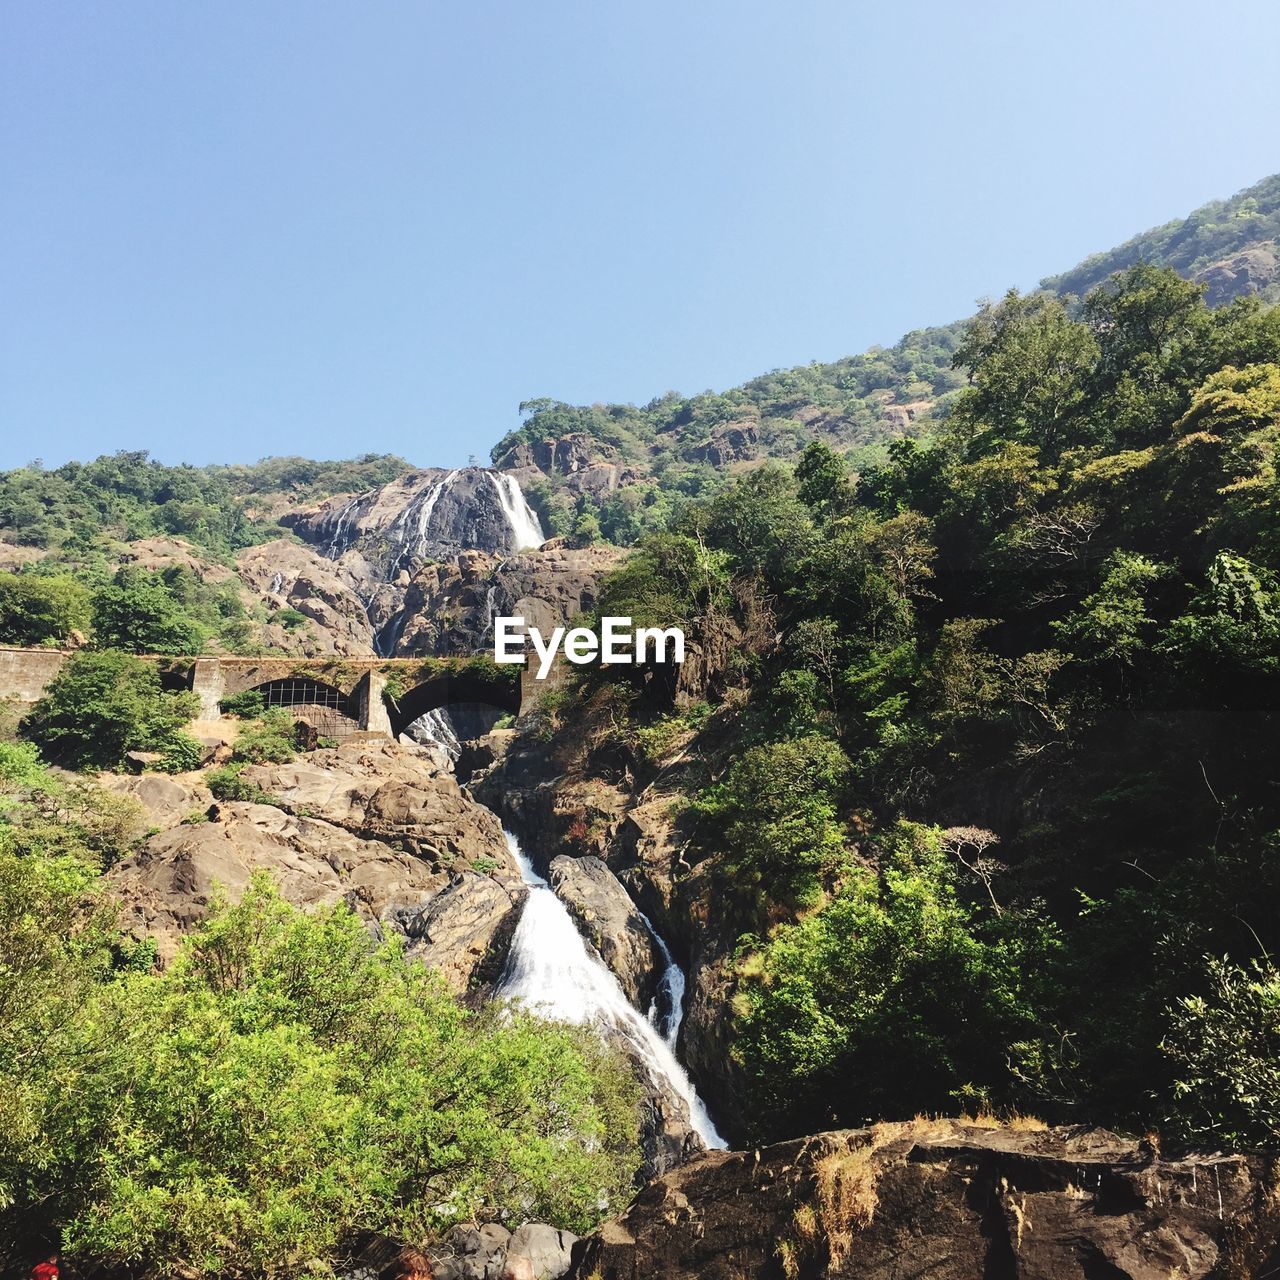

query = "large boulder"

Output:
[[506, 1224, 578, 1280], [548, 855, 664, 1011], [240, 741, 520, 880], [570, 1119, 1280, 1279], [99, 771, 211, 829], [394, 870, 526, 995], [106, 800, 444, 964]]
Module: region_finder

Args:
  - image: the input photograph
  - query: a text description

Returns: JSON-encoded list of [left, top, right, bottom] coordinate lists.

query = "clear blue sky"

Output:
[[3, 1, 1279, 471]]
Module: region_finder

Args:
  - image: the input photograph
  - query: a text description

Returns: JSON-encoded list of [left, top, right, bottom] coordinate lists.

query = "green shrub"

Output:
[[0, 870, 641, 1269], [230, 708, 300, 765], [219, 689, 267, 719], [206, 763, 275, 805], [156, 731, 204, 774], [275, 607, 308, 631], [22, 650, 200, 771]]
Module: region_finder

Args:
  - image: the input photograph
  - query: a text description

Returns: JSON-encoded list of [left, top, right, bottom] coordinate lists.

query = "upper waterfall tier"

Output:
[[283, 465, 545, 577]]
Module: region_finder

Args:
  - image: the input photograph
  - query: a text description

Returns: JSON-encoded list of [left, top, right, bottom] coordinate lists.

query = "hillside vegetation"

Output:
[[545, 262, 1280, 1146]]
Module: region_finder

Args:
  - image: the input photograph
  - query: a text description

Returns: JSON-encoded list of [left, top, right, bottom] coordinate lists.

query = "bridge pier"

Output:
[[190, 658, 225, 720], [353, 670, 393, 738]]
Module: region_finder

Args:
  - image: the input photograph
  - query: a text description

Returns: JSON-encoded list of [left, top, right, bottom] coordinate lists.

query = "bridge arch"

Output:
[[386, 670, 521, 740], [237, 677, 359, 739]]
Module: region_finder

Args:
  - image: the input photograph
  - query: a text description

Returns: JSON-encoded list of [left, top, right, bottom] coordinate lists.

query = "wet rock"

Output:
[[570, 1119, 1280, 1280], [396, 870, 526, 995], [548, 855, 663, 1011]]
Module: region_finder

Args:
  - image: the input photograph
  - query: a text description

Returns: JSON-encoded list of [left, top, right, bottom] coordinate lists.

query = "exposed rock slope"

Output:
[[571, 1119, 1280, 1279], [106, 742, 524, 992]]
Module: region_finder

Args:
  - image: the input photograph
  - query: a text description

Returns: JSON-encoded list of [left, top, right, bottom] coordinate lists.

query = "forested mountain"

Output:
[[5, 174, 1277, 583], [6, 173, 1280, 1278], [539, 259, 1280, 1146], [497, 172, 1280, 543]]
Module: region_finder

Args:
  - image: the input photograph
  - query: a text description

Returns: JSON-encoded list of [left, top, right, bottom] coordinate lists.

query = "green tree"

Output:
[[22, 650, 199, 770], [695, 735, 850, 900], [1163, 956, 1280, 1147], [57, 877, 640, 1274], [92, 568, 206, 655], [0, 572, 92, 647], [733, 823, 1059, 1138]]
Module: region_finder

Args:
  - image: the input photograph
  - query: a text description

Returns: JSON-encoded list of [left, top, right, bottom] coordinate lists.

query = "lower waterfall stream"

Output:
[[495, 830, 727, 1151]]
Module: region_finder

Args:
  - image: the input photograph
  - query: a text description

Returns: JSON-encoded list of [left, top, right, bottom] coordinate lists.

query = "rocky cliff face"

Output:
[[232, 468, 621, 663], [570, 1119, 1280, 1280], [105, 742, 525, 993]]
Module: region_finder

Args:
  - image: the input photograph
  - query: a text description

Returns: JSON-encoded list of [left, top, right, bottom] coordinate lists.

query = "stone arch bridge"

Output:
[[0, 648, 542, 741]]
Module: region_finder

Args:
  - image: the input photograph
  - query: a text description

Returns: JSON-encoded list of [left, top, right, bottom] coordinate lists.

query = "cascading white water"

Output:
[[496, 831, 726, 1150], [410, 706, 464, 762], [641, 916, 687, 1049], [487, 471, 545, 551], [389, 468, 460, 563]]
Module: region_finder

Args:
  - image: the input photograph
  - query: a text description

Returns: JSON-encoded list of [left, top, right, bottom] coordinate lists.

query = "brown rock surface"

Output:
[[571, 1119, 1280, 1280], [239, 740, 520, 879], [1196, 240, 1280, 307], [236, 538, 378, 656], [106, 800, 444, 963], [99, 771, 212, 828], [395, 870, 526, 994], [107, 742, 522, 990], [549, 854, 663, 1010]]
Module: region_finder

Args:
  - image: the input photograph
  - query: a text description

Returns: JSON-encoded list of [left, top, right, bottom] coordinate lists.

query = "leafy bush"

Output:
[[156, 731, 204, 774], [1163, 956, 1280, 1146], [219, 689, 267, 719], [22, 650, 200, 771], [206, 763, 275, 805], [0, 870, 640, 1270], [230, 708, 300, 765], [732, 823, 1060, 1137], [695, 735, 851, 900]]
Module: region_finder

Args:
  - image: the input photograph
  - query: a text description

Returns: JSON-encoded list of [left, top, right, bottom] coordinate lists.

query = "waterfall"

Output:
[[641, 918, 687, 1049], [410, 706, 464, 762], [496, 831, 726, 1150], [326, 497, 361, 560], [373, 608, 407, 659], [390, 468, 460, 564], [487, 472, 545, 551]]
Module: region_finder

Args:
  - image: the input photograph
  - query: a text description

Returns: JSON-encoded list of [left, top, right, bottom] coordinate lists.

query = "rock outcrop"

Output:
[[548, 854, 664, 1011], [341, 1222, 579, 1280], [237, 538, 380, 656], [239, 740, 520, 874], [1196, 240, 1280, 307], [570, 1119, 1280, 1279], [106, 743, 524, 992], [235, 483, 620, 662]]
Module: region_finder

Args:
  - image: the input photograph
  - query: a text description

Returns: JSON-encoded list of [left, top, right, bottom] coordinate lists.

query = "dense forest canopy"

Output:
[[550, 262, 1280, 1145]]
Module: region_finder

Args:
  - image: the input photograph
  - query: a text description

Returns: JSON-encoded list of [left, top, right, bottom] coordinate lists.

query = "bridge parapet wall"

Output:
[[0, 647, 69, 705]]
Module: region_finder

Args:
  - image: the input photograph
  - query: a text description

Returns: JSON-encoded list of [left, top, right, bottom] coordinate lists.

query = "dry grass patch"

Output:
[[814, 1144, 878, 1268], [960, 1108, 1048, 1131]]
